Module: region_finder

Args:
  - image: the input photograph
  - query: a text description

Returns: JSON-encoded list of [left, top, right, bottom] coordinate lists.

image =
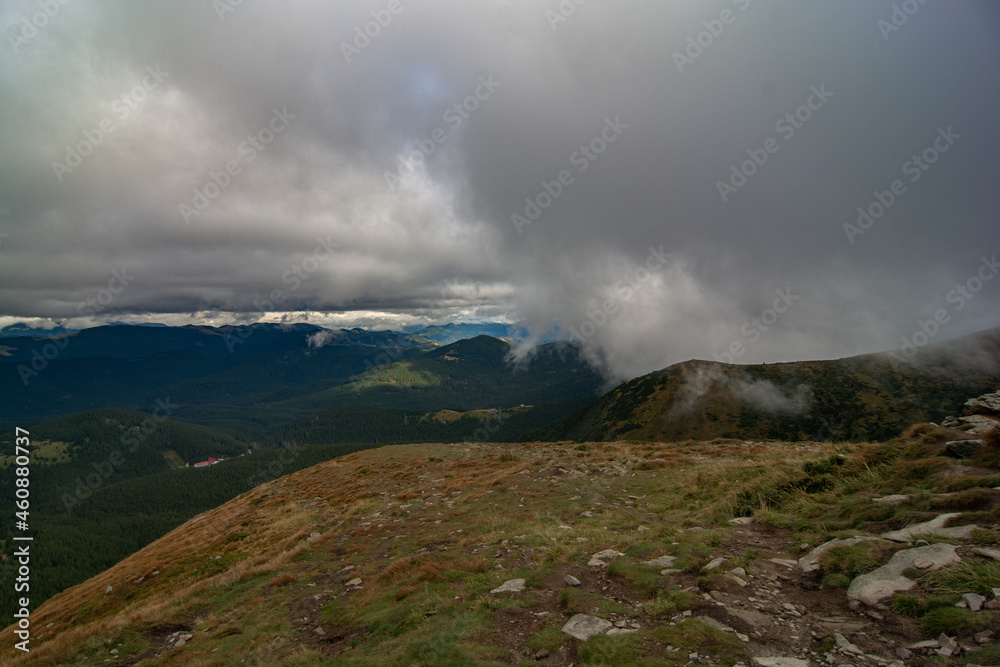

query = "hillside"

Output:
[[8, 414, 1000, 665], [270, 336, 602, 413], [533, 328, 1000, 443]]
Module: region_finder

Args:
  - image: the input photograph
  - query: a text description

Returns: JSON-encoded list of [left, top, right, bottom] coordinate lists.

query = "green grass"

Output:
[[891, 594, 925, 617], [578, 621, 744, 666], [608, 559, 664, 597], [642, 590, 697, 618], [927, 561, 1000, 596], [917, 607, 991, 636]]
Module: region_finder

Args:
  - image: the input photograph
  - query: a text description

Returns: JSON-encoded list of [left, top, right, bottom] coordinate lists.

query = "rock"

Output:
[[104, 585, 113, 594], [660, 568, 681, 575], [942, 414, 1000, 434], [703, 557, 730, 572], [955, 600, 968, 608], [895, 647, 914, 660], [345, 578, 362, 587], [908, 640, 939, 649], [986, 599, 1000, 610], [834, 632, 861, 654], [799, 536, 886, 572], [847, 543, 960, 606], [587, 558, 608, 567], [731, 567, 747, 578], [564, 575, 581, 586], [945, 439, 987, 458], [490, 578, 526, 594], [973, 547, 1000, 560], [976, 630, 995, 644], [752, 658, 809, 667], [964, 593, 986, 611], [769, 558, 798, 569], [534, 649, 550, 660], [729, 517, 753, 525], [726, 574, 748, 587], [881, 513, 977, 542], [641, 555, 677, 568], [938, 633, 959, 656], [606, 627, 636, 636], [591, 549, 624, 561], [965, 391, 1000, 417], [872, 494, 910, 504], [736, 633, 750, 642], [561, 614, 612, 641], [689, 616, 735, 632]]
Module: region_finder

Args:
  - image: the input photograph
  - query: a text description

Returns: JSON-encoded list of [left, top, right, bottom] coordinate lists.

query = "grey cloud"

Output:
[[1, 0, 998, 381]]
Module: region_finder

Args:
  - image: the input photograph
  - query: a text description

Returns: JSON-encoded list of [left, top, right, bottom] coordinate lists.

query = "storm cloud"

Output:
[[1, 0, 998, 381]]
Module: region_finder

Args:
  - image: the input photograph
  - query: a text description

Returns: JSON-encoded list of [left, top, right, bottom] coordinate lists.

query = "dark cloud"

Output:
[[1, 0, 998, 380]]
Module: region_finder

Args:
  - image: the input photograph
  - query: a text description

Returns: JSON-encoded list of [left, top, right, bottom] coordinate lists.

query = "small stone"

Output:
[[964, 593, 986, 611], [907, 640, 939, 649], [105, 585, 113, 594], [976, 630, 995, 644], [641, 555, 677, 568], [938, 633, 959, 654], [769, 558, 798, 569], [895, 647, 914, 660], [345, 578, 362, 587], [490, 578, 526, 594], [565, 575, 581, 586], [729, 517, 753, 525], [561, 614, 612, 641], [955, 600, 968, 608], [703, 557, 730, 571], [731, 567, 747, 578], [726, 574, 748, 587], [660, 568, 681, 575], [736, 633, 750, 642], [534, 649, 550, 660], [752, 659, 809, 667]]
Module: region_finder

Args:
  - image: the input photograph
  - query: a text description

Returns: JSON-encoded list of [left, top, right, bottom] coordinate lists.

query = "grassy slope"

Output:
[[10, 423, 1000, 666]]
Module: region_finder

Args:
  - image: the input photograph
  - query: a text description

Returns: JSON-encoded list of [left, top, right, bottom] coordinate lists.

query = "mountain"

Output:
[[0, 324, 435, 422], [533, 328, 1000, 443], [267, 335, 602, 413], [413, 322, 526, 345], [0, 323, 78, 338]]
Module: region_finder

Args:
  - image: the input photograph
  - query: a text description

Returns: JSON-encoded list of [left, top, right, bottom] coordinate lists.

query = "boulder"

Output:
[[964, 593, 986, 611], [561, 614, 612, 641], [945, 439, 987, 459], [942, 414, 1000, 434], [964, 391, 1000, 417], [847, 543, 960, 606], [881, 513, 977, 542]]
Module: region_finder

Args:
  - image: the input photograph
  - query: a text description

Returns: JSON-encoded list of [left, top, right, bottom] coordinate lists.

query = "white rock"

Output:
[[881, 513, 977, 542], [490, 578, 526, 594], [964, 593, 986, 611], [703, 557, 730, 571], [564, 575, 581, 586], [847, 543, 960, 606], [561, 614, 612, 641], [345, 578, 362, 587]]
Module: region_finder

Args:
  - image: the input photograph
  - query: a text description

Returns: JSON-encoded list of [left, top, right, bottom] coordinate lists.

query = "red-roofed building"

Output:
[[193, 457, 217, 468]]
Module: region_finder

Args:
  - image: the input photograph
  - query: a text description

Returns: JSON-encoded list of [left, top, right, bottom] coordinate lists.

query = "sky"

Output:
[[1, 0, 998, 381]]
